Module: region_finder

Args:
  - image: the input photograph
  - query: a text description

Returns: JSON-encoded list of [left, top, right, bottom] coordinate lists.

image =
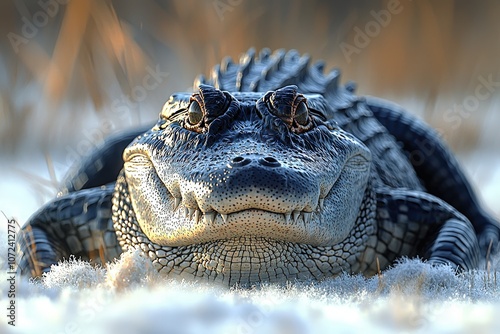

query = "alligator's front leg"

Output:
[[366, 97, 500, 255], [17, 185, 121, 277], [368, 187, 481, 273]]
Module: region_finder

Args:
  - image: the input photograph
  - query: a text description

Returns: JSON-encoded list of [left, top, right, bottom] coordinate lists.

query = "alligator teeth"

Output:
[[173, 197, 181, 211], [188, 208, 196, 220], [302, 212, 312, 225], [221, 214, 229, 223], [204, 212, 216, 224], [319, 198, 324, 210], [292, 210, 301, 223], [284, 212, 291, 224], [194, 209, 202, 223]]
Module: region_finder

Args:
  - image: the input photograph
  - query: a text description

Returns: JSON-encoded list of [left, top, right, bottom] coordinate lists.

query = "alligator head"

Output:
[[117, 84, 372, 284]]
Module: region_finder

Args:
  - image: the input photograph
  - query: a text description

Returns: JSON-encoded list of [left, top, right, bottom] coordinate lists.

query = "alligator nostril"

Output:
[[259, 156, 281, 167], [230, 156, 251, 167], [263, 157, 278, 163], [230, 156, 281, 168]]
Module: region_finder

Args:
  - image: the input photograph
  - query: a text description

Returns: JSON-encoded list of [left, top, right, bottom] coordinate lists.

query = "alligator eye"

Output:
[[188, 100, 203, 125], [294, 101, 309, 126]]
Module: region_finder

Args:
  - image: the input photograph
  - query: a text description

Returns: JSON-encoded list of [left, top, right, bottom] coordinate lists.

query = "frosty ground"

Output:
[[1, 152, 500, 333]]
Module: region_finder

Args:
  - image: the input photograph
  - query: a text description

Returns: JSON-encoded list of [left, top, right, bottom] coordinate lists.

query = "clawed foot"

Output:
[[479, 223, 500, 260]]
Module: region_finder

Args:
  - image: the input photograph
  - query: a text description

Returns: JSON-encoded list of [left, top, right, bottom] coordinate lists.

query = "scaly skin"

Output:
[[17, 49, 499, 285]]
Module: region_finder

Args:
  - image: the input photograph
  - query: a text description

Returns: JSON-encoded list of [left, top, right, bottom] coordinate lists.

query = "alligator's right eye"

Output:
[[184, 84, 236, 134], [188, 100, 204, 125], [294, 101, 309, 126]]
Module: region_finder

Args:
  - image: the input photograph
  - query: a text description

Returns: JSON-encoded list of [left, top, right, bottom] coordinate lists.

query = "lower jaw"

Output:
[[146, 236, 348, 286], [146, 209, 337, 247]]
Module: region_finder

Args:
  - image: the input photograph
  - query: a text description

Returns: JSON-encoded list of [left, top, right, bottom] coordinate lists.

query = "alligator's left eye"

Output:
[[188, 100, 203, 125], [262, 85, 314, 134], [294, 101, 309, 126]]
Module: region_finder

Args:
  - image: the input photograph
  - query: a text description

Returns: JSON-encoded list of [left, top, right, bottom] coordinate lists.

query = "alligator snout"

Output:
[[179, 152, 322, 216]]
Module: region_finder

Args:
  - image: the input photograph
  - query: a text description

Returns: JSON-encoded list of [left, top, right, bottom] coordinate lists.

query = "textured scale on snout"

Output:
[[17, 48, 500, 286]]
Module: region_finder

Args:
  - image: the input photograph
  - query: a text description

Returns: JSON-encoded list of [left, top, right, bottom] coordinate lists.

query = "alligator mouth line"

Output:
[[170, 197, 325, 226]]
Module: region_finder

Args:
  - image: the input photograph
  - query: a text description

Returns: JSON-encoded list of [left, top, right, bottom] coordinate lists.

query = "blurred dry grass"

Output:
[[1, 0, 499, 154]]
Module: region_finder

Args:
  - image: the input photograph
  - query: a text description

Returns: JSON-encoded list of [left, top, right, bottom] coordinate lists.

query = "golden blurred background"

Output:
[[2, 0, 500, 151], [0, 0, 499, 221]]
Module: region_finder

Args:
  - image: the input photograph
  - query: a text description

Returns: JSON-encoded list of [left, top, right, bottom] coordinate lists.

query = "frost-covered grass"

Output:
[[1, 234, 499, 333]]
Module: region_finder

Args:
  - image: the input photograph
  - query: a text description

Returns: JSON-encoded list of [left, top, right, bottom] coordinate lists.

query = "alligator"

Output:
[[17, 49, 500, 285]]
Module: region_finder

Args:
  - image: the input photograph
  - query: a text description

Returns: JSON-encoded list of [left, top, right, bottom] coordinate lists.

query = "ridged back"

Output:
[[194, 48, 358, 112]]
